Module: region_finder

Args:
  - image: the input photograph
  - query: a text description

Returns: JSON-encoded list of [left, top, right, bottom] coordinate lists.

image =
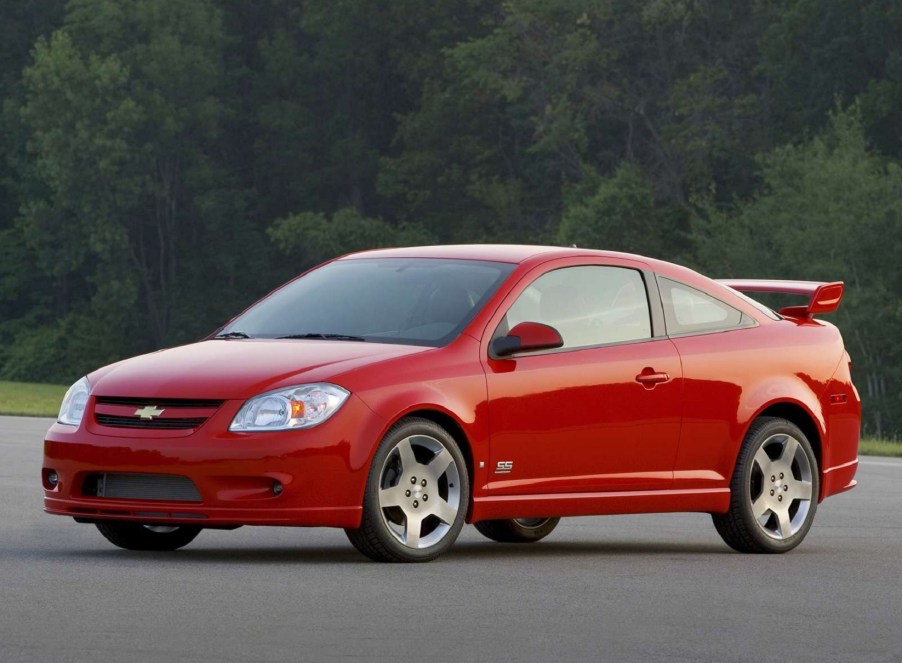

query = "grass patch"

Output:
[[859, 438, 902, 458], [0, 380, 66, 417]]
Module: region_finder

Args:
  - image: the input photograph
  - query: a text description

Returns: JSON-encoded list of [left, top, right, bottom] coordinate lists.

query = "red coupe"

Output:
[[43, 245, 860, 561]]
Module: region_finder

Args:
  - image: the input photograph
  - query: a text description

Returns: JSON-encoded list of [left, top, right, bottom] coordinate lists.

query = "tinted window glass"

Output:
[[499, 266, 651, 349], [659, 277, 751, 335], [222, 258, 515, 346]]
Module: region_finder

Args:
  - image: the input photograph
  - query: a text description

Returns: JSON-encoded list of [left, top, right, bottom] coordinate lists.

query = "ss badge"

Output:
[[495, 460, 513, 474]]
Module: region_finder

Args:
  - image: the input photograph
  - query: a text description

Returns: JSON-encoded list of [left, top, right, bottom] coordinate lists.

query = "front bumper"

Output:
[[42, 395, 385, 529]]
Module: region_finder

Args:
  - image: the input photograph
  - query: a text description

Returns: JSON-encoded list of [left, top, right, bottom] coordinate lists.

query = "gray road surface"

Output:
[[1, 415, 900, 662]]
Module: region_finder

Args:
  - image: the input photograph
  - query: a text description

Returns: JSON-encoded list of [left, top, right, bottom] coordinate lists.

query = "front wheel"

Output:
[[713, 417, 819, 553], [474, 517, 560, 543], [95, 522, 202, 551], [345, 418, 469, 562]]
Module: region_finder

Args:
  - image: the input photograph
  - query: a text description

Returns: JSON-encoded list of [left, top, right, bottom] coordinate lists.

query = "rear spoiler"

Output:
[[717, 279, 844, 319]]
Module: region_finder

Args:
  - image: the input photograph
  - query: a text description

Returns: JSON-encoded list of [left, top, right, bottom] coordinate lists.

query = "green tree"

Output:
[[11, 31, 143, 378], [691, 108, 902, 435], [5, 0, 266, 381], [0, 0, 66, 372], [250, 0, 493, 225], [557, 162, 669, 257], [758, 0, 902, 157], [268, 208, 435, 266], [382, 0, 775, 243]]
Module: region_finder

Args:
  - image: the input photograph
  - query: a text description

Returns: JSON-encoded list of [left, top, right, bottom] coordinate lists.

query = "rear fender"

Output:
[[819, 351, 860, 499]]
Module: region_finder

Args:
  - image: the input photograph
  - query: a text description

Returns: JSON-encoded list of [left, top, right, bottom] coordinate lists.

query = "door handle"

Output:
[[635, 367, 671, 388]]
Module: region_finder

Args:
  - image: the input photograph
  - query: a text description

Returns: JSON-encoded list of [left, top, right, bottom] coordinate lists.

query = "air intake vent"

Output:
[[82, 473, 202, 502], [94, 415, 207, 429]]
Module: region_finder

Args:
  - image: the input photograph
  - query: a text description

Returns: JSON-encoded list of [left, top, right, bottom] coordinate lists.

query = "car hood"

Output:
[[88, 339, 432, 400]]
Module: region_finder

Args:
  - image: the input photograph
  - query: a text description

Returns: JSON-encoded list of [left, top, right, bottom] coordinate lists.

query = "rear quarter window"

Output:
[[658, 277, 754, 336]]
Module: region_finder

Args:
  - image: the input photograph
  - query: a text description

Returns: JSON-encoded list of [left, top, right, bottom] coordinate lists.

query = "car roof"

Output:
[[337, 244, 745, 308], [341, 244, 662, 265]]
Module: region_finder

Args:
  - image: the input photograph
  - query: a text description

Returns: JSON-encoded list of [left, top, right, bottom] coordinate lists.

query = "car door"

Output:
[[482, 259, 683, 494]]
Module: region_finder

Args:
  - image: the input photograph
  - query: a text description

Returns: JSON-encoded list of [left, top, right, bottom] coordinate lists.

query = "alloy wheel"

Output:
[[377, 434, 462, 549]]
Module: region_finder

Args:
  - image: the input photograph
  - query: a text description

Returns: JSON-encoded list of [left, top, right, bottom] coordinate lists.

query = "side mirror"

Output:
[[491, 321, 564, 357]]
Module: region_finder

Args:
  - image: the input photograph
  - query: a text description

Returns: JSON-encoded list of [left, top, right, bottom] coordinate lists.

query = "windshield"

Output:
[[220, 257, 516, 346]]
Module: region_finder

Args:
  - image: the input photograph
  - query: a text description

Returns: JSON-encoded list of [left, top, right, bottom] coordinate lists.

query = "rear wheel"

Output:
[[474, 517, 560, 543], [713, 417, 819, 553], [345, 418, 469, 562], [95, 522, 202, 551]]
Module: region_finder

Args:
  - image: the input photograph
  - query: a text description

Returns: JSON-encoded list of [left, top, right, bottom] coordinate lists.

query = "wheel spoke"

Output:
[[775, 507, 793, 538], [379, 486, 404, 508], [432, 498, 458, 525], [753, 446, 772, 476], [781, 436, 800, 464], [404, 512, 423, 548], [395, 437, 418, 473], [426, 447, 453, 478], [792, 479, 813, 501], [752, 494, 772, 522]]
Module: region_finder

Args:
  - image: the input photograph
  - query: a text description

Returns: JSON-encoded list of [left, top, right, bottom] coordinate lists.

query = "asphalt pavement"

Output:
[[2, 415, 900, 662]]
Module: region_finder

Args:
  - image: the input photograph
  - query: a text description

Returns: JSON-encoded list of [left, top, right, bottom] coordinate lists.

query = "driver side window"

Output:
[[499, 266, 652, 350]]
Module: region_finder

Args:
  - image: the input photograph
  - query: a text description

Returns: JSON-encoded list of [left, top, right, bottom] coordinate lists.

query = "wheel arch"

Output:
[[401, 408, 475, 510], [752, 401, 824, 499], [365, 405, 478, 517]]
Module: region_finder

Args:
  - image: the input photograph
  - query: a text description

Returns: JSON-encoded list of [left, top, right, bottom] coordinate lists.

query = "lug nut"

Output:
[[421, 479, 427, 486], [770, 489, 775, 496], [779, 473, 784, 479], [771, 475, 776, 482], [413, 500, 419, 508], [410, 477, 417, 484], [784, 485, 788, 491], [405, 490, 411, 497], [423, 494, 428, 501], [778, 495, 783, 502]]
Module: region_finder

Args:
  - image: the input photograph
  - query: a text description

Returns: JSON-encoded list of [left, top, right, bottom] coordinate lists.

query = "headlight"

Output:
[[230, 383, 350, 432], [58, 376, 91, 426]]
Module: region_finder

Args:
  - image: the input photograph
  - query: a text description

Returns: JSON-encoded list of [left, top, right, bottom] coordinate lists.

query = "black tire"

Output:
[[713, 417, 819, 553], [345, 417, 470, 562], [474, 517, 560, 543], [95, 522, 202, 551]]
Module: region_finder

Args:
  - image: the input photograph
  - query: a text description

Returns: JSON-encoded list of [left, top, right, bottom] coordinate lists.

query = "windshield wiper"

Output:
[[277, 333, 366, 342], [214, 331, 252, 339]]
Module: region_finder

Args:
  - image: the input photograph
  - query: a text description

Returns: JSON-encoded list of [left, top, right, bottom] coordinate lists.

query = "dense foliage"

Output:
[[1, 0, 900, 435]]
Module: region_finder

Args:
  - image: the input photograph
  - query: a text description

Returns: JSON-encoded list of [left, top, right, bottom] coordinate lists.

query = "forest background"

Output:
[[1, 0, 901, 436]]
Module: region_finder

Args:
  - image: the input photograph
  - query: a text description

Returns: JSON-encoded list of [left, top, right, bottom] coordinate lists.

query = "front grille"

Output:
[[95, 415, 207, 429], [93, 397, 224, 430], [82, 473, 202, 502]]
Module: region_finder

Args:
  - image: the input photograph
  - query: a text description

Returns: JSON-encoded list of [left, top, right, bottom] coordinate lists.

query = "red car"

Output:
[[44, 245, 860, 562]]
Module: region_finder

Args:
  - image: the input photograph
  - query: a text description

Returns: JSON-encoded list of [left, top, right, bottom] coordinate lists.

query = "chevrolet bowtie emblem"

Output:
[[134, 405, 165, 420]]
